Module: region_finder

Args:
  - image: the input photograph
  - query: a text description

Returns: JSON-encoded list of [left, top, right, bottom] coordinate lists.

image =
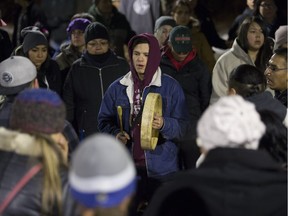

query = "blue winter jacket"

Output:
[[98, 68, 190, 177]]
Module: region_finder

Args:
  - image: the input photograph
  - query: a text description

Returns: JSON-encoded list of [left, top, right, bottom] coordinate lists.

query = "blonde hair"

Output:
[[34, 134, 66, 215]]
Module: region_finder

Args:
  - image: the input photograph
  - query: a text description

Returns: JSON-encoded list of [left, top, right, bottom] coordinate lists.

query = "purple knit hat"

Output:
[[10, 88, 66, 134], [66, 18, 91, 33]]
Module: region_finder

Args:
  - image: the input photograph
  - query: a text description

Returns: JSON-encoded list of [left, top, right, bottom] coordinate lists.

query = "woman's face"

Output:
[[172, 5, 190, 26], [86, 39, 109, 55], [259, 0, 277, 20], [28, 45, 48, 69], [71, 30, 86, 49], [247, 22, 264, 51]]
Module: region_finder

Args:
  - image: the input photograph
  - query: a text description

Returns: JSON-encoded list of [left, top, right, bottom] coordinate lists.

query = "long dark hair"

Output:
[[237, 16, 273, 72]]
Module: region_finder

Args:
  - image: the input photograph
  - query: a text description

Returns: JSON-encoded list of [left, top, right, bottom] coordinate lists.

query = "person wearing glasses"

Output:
[[160, 25, 211, 169], [228, 64, 288, 127], [63, 22, 129, 140], [253, 0, 287, 38], [264, 48, 287, 107], [210, 16, 273, 104]]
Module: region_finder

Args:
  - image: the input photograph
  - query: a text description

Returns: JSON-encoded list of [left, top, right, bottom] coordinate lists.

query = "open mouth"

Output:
[[266, 78, 272, 85], [136, 64, 144, 69]]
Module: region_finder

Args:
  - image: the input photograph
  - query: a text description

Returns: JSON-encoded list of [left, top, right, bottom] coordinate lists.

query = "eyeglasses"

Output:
[[266, 63, 288, 73], [260, 3, 276, 9]]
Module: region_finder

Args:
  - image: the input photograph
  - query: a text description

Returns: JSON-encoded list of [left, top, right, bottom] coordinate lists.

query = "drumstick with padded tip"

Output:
[[117, 106, 124, 134]]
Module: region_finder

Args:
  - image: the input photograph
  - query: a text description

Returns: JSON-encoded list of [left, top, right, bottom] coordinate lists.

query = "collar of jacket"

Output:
[[120, 67, 162, 87], [0, 127, 47, 157], [200, 147, 283, 171], [119, 68, 162, 105]]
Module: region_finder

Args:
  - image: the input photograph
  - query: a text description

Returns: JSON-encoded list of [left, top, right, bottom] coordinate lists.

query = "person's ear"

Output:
[[228, 87, 237, 95]]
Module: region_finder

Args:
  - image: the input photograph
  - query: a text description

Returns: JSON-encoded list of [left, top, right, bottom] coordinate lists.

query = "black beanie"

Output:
[[22, 31, 48, 54], [84, 22, 110, 44]]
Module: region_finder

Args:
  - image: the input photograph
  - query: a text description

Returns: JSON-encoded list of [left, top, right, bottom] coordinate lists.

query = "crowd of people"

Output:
[[0, 0, 287, 215]]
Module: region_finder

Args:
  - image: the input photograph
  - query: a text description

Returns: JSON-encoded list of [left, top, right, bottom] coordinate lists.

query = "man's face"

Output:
[[132, 43, 149, 81], [264, 53, 288, 91], [155, 25, 173, 47], [170, 46, 189, 62]]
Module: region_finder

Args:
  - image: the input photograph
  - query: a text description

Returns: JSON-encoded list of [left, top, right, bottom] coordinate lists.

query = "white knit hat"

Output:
[[197, 96, 266, 151]]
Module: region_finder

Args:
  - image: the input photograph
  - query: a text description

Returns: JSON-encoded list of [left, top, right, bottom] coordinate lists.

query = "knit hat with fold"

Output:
[[69, 134, 136, 208], [84, 21, 110, 44], [10, 88, 66, 134], [21, 26, 48, 54]]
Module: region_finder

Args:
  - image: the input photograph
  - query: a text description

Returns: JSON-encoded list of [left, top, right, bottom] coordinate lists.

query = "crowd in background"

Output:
[[0, 0, 287, 216]]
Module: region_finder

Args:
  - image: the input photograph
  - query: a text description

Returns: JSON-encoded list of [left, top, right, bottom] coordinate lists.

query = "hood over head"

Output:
[[128, 33, 161, 88]]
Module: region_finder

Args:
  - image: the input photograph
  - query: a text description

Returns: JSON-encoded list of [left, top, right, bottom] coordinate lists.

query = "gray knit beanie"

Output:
[[69, 134, 136, 208], [22, 30, 48, 54]]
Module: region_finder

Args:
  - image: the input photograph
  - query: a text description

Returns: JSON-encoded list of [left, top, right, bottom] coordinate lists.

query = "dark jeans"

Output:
[[129, 166, 171, 216], [178, 139, 201, 169]]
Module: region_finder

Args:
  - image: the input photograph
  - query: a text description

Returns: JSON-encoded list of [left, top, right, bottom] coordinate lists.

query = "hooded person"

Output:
[[98, 33, 190, 213], [13, 26, 63, 96], [62, 21, 129, 140]]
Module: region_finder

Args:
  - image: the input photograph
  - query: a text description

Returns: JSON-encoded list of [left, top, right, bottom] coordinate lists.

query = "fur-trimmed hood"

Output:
[[0, 127, 43, 157]]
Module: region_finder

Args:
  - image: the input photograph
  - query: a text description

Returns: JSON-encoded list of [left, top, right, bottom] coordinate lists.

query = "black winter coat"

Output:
[[160, 53, 212, 136], [144, 148, 287, 216], [0, 29, 13, 62], [37, 59, 63, 97], [63, 51, 129, 139]]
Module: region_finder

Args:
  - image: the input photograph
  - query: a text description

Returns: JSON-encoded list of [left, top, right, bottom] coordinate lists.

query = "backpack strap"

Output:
[[0, 163, 42, 214]]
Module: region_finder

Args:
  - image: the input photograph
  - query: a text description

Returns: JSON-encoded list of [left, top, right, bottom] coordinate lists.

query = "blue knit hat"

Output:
[[69, 134, 136, 208], [10, 88, 66, 134]]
